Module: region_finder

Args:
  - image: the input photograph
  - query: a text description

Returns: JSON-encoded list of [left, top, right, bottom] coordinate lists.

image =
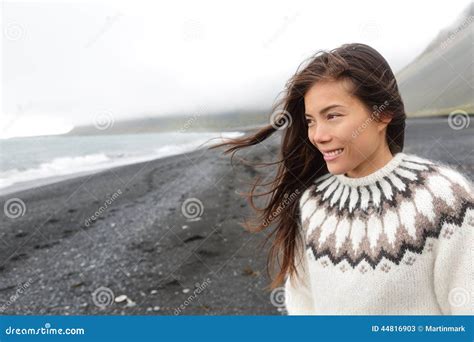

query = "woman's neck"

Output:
[[344, 144, 393, 178]]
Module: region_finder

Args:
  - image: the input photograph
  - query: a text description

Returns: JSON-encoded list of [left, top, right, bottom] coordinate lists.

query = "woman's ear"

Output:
[[376, 113, 392, 132]]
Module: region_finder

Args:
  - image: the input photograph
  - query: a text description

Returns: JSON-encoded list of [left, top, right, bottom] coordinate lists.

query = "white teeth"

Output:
[[324, 148, 343, 157]]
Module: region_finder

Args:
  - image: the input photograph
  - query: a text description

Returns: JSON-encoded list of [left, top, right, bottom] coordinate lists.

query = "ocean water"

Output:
[[0, 131, 244, 194]]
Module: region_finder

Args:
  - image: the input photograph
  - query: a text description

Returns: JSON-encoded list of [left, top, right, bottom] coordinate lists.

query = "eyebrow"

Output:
[[304, 104, 344, 117]]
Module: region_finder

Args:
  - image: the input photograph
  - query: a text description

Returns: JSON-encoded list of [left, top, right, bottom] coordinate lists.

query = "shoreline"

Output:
[[0, 147, 209, 197], [0, 131, 282, 315], [0, 129, 259, 198]]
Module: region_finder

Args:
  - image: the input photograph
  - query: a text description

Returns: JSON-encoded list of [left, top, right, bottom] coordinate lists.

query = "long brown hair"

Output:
[[208, 43, 406, 290]]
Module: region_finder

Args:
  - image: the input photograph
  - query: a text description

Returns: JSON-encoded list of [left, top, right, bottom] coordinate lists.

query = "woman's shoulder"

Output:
[[405, 152, 473, 198], [299, 152, 473, 212]]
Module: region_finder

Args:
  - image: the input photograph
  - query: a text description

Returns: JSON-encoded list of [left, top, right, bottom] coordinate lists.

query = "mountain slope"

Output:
[[397, 3, 473, 116]]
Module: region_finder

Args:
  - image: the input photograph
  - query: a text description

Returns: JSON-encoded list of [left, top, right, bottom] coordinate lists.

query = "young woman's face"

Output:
[[304, 79, 392, 177]]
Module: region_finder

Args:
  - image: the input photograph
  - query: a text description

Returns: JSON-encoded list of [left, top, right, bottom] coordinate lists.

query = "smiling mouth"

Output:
[[321, 148, 344, 157]]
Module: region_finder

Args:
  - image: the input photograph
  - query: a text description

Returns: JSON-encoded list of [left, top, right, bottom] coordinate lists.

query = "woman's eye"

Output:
[[327, 113, 340, 120], [306, 118, 314, 125]]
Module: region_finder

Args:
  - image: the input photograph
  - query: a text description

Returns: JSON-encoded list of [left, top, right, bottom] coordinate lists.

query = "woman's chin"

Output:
[[326, 164, 348, 175]]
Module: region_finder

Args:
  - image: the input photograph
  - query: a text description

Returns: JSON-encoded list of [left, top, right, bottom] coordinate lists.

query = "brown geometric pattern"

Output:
[[299, 153, 474, 269]]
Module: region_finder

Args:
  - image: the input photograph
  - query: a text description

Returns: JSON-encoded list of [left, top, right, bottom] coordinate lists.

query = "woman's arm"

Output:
[[433, 166, 474, 315], [283, 186, 318, 315], [434, 203, 474, 315], [284, 247, 316, 315]]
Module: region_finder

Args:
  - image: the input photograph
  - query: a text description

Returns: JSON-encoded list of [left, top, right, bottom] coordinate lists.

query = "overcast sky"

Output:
[[1, 0, 472, 138]]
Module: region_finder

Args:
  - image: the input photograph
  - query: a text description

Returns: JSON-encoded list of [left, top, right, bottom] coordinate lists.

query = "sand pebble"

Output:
[[153, 306, 161, 311], [151, 290, 158, 295], [126, 299, 136, 307], [182, 225, 189, 230], [182, 288, 190, 294], [115, 295, 128, 303]]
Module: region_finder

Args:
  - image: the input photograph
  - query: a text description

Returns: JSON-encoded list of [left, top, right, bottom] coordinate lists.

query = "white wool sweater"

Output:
[[284, 152, 474, 315]]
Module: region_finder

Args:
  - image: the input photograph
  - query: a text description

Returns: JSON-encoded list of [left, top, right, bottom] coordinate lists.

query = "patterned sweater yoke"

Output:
[[284, 152, 474, 315]]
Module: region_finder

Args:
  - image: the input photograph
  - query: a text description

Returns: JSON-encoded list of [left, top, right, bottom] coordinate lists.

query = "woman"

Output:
[[210, 43, 473, 315]]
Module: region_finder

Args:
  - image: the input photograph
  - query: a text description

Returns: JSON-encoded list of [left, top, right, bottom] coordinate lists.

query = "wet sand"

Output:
[[0, 130, 283, 315]]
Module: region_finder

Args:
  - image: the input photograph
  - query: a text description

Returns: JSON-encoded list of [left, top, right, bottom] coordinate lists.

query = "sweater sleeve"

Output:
[[433, 180, 474, 315], [284, 186, 317, 315], [284, 248, 316, 315]]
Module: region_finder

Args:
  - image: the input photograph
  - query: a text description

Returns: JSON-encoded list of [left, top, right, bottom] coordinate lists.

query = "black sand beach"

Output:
[[0, 117, 473, 315], [0, 129, 284, 315]]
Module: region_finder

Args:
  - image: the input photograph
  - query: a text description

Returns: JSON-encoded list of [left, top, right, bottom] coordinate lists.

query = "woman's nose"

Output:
[[311, 124, 332, 144]]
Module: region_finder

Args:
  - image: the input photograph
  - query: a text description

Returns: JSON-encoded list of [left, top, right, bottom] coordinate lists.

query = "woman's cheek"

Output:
[[307, 127, 317, 147]]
